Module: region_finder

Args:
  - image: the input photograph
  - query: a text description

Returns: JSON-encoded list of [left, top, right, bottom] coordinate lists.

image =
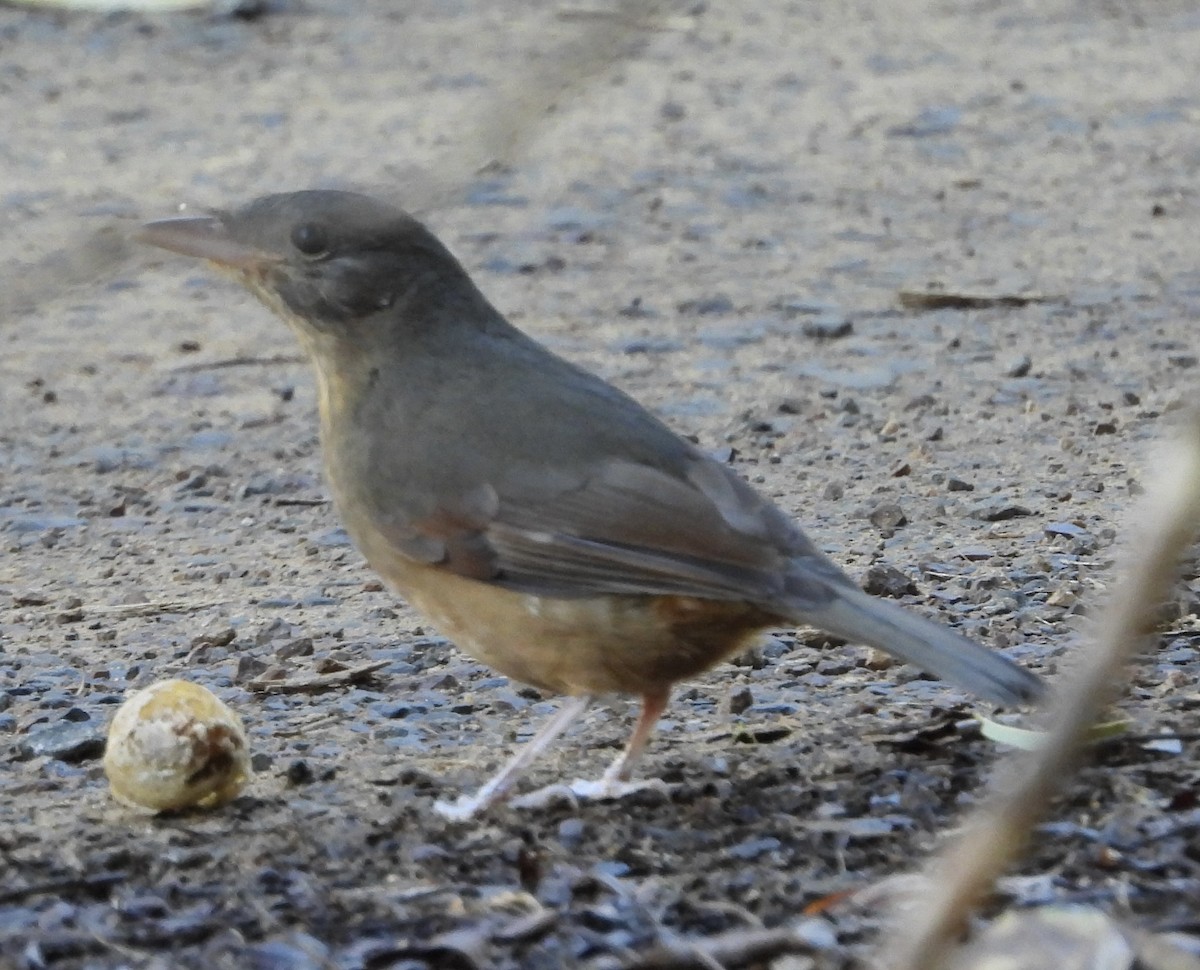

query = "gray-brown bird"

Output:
[[138, 190, 1043, 817]]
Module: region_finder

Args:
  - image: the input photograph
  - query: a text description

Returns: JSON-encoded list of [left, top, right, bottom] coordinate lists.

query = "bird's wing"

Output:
[[383, 453, 847, 606]]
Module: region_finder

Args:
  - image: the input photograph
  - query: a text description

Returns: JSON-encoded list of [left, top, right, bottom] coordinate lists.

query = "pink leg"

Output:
[[559, 688, 673, 802], [600, 688, 671, 785], [434, 695, 593, 820]]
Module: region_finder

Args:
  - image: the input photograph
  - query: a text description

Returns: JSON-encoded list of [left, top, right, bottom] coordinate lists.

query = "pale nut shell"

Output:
[[103, 679, 251, 813]]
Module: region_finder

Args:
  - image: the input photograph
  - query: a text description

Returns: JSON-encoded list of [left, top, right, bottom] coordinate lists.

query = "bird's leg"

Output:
[[604, 689, 671, 784], [493, 687, 673, 810], [476, 690, 674, 812], [568, 688, 672, 799], [433, 694, 593, 820]]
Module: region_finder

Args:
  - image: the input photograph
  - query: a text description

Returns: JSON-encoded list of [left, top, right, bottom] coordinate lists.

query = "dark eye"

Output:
[[290, 222, 329, 257]]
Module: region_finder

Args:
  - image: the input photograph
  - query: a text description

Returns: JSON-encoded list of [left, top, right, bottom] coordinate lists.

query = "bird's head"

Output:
[[138, 190, 471, 339]]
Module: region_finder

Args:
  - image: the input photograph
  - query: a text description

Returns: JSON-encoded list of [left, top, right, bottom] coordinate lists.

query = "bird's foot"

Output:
[[433, 793, 495, 821], [509, 776, 671, 810], [567, 775, 671, 801], [432, 696, 598, 821], [436, 775, 672, 817], [508, 783, 580, 811]]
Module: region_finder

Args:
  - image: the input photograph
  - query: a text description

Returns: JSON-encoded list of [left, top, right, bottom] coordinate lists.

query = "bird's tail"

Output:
[[796, 584, 1044, 706]]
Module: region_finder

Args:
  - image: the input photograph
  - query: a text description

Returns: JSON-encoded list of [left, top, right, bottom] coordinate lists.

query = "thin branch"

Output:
[[170, 354, 305, 373], [888, 409, 1200, 970], [621, 925, 824, 969], [246, 659, 390, 694]]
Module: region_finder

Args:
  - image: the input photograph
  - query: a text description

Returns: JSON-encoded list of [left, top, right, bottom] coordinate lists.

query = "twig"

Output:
[[0, 871, 125, 905], [273, 711, 342, 737], [0, 220, 138, 319], [621, 925, 824, 969], [372, 0, 676, 215], [887, 410, 1200, 970], [246, 659, 390, 694], [556, 5, 695, 30], [90, 599, 225, 617], [171, 354, 305, 373], [897, 290, 1061, 311]]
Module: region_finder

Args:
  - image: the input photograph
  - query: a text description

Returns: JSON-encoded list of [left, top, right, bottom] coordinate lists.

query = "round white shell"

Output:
[[103, 679, 251, 812]]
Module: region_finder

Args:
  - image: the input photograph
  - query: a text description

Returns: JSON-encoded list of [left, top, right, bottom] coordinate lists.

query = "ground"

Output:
[[2, 1, 1199, 967]]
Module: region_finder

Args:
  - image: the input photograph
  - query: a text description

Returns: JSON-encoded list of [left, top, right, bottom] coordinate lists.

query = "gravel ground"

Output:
[[2, 1, 1199, 967]]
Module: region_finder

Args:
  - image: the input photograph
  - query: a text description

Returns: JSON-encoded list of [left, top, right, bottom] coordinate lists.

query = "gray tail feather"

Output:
[[797, 585, 1044, 706]]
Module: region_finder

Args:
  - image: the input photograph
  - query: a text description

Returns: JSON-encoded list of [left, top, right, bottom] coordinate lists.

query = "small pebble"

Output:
[[863, 647, 895, 671], [276, 637, 314, 660], [191, 627, 237, 648], [803, 317, 853, 339], [969, 499, 1033, 521], [677, 294, 734, 316], [868, 502, 908, 531], [235, 656, 268, 682], [1005, 354, 1032, 378], [19, 721, 105, 763], [729, 836, 781, 860], [727, 685, 754, 715], [558, 818, 586, 847], [862, 565, 917, 598]]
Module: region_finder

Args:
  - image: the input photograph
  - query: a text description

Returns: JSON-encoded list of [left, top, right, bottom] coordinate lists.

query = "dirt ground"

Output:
[[3, 1, 1200, 967]]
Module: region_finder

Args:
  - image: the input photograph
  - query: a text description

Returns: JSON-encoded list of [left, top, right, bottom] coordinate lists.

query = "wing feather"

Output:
[[398, 455, 843, 605]]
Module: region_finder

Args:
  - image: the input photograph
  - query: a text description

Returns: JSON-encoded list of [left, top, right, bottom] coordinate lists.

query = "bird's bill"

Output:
[[136, 216, 280, 271]]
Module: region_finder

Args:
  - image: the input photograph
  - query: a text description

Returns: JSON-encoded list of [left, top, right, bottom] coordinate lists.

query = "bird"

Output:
[[137, 190, 1044, 818]]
